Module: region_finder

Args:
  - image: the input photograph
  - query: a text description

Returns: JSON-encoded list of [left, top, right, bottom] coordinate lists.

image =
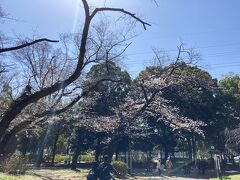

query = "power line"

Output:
[[126, 42, 240, 56], [123, 57, 240, 66]]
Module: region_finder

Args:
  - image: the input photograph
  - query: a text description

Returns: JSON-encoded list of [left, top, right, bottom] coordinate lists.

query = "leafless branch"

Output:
[[0, 38, 59, 54], [90, 8, 151, 30]]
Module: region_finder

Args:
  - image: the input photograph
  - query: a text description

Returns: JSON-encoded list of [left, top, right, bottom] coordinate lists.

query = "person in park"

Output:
[[97, 155, 121, 180], [165, 157, 173, 176]]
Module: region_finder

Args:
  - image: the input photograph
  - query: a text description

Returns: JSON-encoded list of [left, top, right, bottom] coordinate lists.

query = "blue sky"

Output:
[[1, 0, 240, 80]]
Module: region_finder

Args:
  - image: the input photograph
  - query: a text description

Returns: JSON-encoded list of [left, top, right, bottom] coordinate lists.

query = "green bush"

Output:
[[81, 153, 95, 162], [54, 154, 69, 163], [112, 161, 128, 176], [1, 154, 28, 174], [133, 154, 148, 163]]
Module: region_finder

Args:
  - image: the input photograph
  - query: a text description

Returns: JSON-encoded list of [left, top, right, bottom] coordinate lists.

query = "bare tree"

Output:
[[0, 1, 150, 157]]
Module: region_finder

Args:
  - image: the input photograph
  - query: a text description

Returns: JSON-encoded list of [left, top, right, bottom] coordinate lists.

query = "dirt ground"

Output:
[[0, 168, 213, 180]]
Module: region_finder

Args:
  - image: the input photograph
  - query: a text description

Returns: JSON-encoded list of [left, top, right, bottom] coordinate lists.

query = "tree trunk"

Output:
[[0, 135, 18, 163], [71, 128, 84, 170], [0, 120, 31, 160], [95, 137, 101, 162], [71, 146, 81, 170], [105, 137, 120, 162], [115, 150, 119, 161], [164, 145, 169, 161], [51, 132, 60, 165], [35, 140, 45, 168], [191, 135, 197, 161], [163, 126, 168, 161], [187, 137, 192, 160], [35, 125, 52, 168], [66, 140, 70, 155]]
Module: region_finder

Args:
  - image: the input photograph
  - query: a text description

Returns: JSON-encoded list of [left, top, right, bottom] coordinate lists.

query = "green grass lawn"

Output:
[[0, 169, 88, 180], [210, 174, 240, 180]]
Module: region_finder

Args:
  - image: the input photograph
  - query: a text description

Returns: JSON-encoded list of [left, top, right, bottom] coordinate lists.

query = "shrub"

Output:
[[81, 152, 94, 162], [132, 154, 148, 168], [1, 154, 28, 174], [112, 161, 128, 176], [133, 154, 148, 163], [54, 154, 69, 163]]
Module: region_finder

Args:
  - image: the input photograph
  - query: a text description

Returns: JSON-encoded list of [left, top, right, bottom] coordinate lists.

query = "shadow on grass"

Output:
[[28, 172, 53, 180], [28, 167, 89, 180], [131, 168, 216, 179]]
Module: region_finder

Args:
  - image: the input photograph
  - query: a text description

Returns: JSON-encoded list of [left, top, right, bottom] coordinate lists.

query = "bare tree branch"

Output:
[[0, 0, 150, 146], [36, 78, 122, 118], [0, 38, 59, 54], [90, 8, 151, 30]]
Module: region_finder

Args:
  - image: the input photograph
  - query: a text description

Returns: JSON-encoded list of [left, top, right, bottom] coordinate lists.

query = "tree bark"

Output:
[[0, 135, 18, 163], [51, 132, 60, 166], [115, 150, 119, 161], [187, 137, 192, 160], [35, 139, 45, 168], [163, 126, 168, 161], [35, 126, 52, 168], [71, 146, 81, 170], [164, 145, 169, 161], [191, 135, 197, 161], [95, 137, 101, 162], [0, 121, 31, 161]]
